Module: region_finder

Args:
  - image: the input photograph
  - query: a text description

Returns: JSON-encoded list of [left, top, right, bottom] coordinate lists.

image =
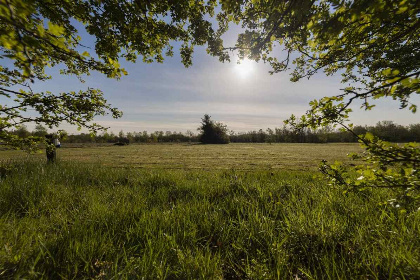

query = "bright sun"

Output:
[[235, 59, 254, 79]]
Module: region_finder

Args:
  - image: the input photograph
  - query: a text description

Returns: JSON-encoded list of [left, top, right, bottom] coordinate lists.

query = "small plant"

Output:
[[319, 132, 419, 212]]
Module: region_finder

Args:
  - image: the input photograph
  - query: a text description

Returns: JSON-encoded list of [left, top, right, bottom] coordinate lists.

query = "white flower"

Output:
[[357, 176, 364, 180]]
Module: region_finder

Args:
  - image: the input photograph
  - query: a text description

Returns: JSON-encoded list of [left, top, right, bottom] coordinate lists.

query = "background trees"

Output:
[[6, 120, 419, 144], [198, 114, 230, 144]]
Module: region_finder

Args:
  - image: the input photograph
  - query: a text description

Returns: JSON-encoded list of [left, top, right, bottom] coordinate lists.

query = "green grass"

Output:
[[0, 144, 419, 279], [1, 143, 362, 171]]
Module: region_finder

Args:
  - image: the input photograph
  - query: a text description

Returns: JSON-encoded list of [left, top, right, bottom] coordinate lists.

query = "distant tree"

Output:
[[114, 130, 129, 145], [156, 131, 164, 142], [141, 131, 149, 143], [150, 132, 158, 143], [126, 132, 134, 143], [266, 128, 275, 144], [14, 125, 30, 139], [33, 125, 48, 138], [258, 129, 266, 143], [198, 114, 229, 144], [408, 124, 420, 142], [186, 130, 194, 138]]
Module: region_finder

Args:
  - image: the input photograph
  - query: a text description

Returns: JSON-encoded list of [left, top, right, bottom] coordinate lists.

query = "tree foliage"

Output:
[[208, 0, 419, 210], [0, 0, 218, 148], [210, 0, 419, 114], [198, 114, 230, 144]]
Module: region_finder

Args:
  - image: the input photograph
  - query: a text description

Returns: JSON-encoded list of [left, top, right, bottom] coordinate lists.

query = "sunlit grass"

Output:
[[0, 158, 418, 279], [1, 143, 362, 171]]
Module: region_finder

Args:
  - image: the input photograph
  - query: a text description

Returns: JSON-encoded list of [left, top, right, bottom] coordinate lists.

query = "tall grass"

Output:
[[0, 160, 419, 279]]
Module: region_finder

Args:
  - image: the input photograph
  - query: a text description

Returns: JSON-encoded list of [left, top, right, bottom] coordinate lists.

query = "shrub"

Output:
[[198, 114, 229, 144]]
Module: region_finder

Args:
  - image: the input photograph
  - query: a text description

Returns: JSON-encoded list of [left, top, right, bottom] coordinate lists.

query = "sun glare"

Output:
[[235, 59, 254, 79]]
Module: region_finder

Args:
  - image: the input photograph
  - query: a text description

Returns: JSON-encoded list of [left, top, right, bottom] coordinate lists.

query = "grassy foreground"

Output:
[[0, 158, 419, 279]]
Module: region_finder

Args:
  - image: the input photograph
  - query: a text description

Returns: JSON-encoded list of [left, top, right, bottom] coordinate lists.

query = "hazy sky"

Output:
[[7, 22, 420, 134]]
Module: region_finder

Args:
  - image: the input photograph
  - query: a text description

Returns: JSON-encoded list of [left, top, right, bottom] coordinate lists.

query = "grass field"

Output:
[[0, 144, 419, 279], [0, 143, 362, 170]]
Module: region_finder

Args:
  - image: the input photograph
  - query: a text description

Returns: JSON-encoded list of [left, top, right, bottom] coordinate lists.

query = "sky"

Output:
[[4, 21, 419, 134]]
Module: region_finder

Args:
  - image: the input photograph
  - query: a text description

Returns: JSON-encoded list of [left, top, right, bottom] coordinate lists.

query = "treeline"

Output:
[[7, 121, 420, 144], [230, 122, 420, 143], [65, 130, 199, 144]]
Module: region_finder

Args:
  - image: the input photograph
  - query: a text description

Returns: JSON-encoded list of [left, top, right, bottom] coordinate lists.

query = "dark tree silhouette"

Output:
[[198, 114, 229, 144]]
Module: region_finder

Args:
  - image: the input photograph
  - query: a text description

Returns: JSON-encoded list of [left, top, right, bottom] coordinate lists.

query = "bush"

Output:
[[198, 114, 229, 144]]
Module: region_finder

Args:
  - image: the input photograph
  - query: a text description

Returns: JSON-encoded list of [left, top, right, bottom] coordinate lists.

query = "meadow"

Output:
[[0, 143, 362, 171], [0, 143, 419, 279]]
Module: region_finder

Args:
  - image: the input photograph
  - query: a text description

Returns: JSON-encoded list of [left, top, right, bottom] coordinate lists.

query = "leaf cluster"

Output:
[[320, 133, 419, 211]]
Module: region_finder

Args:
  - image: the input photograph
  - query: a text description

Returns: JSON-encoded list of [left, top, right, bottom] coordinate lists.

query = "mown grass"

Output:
[[0, 143, 362, 171], [0, 158, 419, 279]]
